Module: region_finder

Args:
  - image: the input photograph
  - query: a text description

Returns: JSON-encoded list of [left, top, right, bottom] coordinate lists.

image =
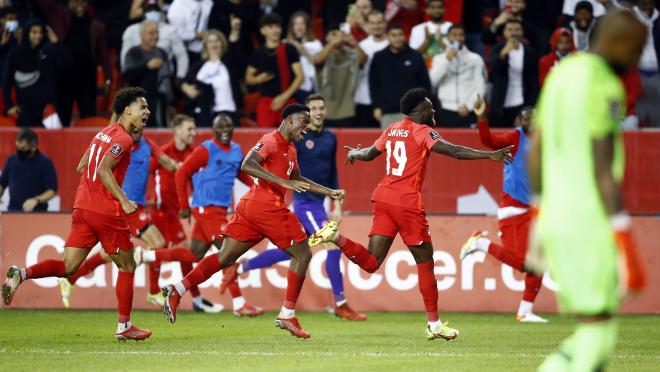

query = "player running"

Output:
[[310, 88, 513, 341], [530, 10, 647, 371], [459, 100, 547, 323], [221, 94, 366, 321], [2, 87, 153, 341], [141, 113, 263, 317], [57, 126, 179, 308], [162, 104, 344, 338]]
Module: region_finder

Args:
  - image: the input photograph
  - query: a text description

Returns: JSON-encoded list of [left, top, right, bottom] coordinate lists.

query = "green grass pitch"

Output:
[[1, 310, 658, 371]]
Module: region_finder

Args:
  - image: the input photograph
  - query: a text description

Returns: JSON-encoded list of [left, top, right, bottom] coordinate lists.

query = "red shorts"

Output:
[[498, 211, 532, 260], [125, 205, 152, 237], [369, 201, 431, 246], [65, 209, 134, 254], [223, 199, 307, 249], [191, 206, 228, 244], [151, 208, 186, 245], [255, 96, 296, 127]]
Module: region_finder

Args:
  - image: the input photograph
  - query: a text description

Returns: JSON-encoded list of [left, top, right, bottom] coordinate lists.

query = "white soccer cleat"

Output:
[[192, 298, 224, 313], [308, 221, 338, 247], [133, 246, 144, 266], [460, 231, 488, 260], [516, 313, 549, 323], [58, 277, 73, 308], [2, 266, 23, 305]]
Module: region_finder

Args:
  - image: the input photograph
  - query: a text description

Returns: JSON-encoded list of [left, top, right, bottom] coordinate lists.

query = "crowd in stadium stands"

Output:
[[0, 0, 657, 129]]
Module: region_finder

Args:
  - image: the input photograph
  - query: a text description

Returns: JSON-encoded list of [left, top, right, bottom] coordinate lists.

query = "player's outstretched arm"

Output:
[[241, 150, 310, 193], [344, 144, 382, 165], [290, 169, 345, 201], [431, 139, 513, 163], [97, 155, 137, 214], [158, 153, 179, 172]]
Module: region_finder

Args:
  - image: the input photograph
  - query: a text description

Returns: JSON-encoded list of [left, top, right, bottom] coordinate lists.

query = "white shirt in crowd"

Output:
[[167, 0, 213, 54], [299, 39, 324, 92], [121, 21, 189, 79], [408, 20, 453, 50], [429, 45, 486, 112], [562, 0, 606, 17], [504, 45, 524, 108], [354, 36, 389, 105], [633, 6, 659, 72], [196, 60, 236, 112]]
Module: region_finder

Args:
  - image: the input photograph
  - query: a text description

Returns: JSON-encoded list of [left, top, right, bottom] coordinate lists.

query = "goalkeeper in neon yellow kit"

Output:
[[528, 9, 648, 372]]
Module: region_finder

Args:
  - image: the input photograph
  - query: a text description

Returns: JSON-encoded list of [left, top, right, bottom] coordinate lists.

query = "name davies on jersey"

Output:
[[388, 129, 409, 138]]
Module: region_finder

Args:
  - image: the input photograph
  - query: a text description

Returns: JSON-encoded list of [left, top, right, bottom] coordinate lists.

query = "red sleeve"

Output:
[[539, 55, 553, 86], [145, 137, 164, 161], [252, 135, 275, 161], [237, 170, 254, 187], [477, 119, 520, 153], [104, 133, 132, 162], [373, 130, 389, 151], [175, 146, 209, 210], [414, 126, 444, 150]]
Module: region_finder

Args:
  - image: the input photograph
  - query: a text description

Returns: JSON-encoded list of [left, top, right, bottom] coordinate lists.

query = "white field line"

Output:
[[0, 349, 658, 360]]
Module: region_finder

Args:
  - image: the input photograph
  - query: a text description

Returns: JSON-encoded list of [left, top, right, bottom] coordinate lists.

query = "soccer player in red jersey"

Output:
[[141, 114, 263, 317], [459, 99, 547, 323], [162, 104, 344, 338], [310, 88, 513, 340], [2, 87, 153, 341]]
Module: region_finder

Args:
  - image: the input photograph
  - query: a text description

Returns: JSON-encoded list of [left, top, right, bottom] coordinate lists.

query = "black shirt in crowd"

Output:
[[0, 150, 58, 212], [247, 43, 300, 97]]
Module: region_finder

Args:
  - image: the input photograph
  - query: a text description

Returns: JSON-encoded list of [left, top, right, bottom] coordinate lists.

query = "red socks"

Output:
[[283, 269, 305, 309], [416, 260, 439, 322], [182, 254, 221, 291], [67, 253, 106, 284], [179, 262, 201, 297], [116, 271, 134, 322], [26, 259, 67, 279], [522, 273, 543, 302], [148, 263, 160, 295], [487, 242, 524, 271], [155, 247, 198, 263], [335, 235, 380, 273], [226, 279, 242, 298]]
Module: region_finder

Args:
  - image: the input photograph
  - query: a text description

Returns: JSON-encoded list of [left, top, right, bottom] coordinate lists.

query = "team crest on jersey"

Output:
[[253, 143, 264, 152], [428, 131, 441, 141], [305, 139, 314, 149], [110, 143, 123, 157]]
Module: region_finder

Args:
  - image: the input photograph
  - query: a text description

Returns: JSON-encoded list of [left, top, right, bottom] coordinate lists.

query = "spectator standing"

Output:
[[315, 24, 360, 127], [38, 0, 112, 127], [0, 128, 57, 212], [562, 0, 607, 18], [3, 20, 64, 127], [430, 24, 486, 127], [245, 13, 303, 127], [346, 0, 373, 42], [489, 19, 539, 127], [354, 10, 388, 128], [0, 7, 20, 86], [564, 1, 597, 51], [409, 0, 452, 68], [208, 0, 260, 73], [369, 24, 431, 128], [483, 0, 538, 51], [287, 11, 323, 103], [167, 0, 213, 62], [539, 28, 575, 86], [181, 29, 242, 127], [384, 0, 425, 37], [632, 0, 660, 127], [122, 20, 174, 127], [121, 0, 188, 83]]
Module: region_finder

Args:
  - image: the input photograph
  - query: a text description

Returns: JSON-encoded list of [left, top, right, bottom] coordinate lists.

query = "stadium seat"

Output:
[[73, 116, 109, 127], [0, 116, 16, 127]]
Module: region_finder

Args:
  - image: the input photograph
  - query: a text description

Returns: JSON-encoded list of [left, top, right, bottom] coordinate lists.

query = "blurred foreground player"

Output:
[[460, 101, 547, 323], [223, 94, 366, 321], [2, 87, 153, 341], [310, 88, 513, 341], [162, 104, 344, 338], [530, 10, 648, 371]]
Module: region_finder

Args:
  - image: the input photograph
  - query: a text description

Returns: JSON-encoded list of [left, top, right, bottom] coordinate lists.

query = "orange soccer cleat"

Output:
[[334, 303, 367, 321], [275, 316, 311, 339]]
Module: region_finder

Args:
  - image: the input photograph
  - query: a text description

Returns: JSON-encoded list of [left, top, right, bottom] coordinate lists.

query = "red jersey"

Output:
[[73, 123, 133, 217], [152, 140, 193, 211], [241, 131, 298, 207], [371, 118, 443, 210]]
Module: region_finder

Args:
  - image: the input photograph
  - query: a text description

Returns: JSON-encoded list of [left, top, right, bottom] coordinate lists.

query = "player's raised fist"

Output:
[[121, 199, 138, 214], [490, 145, 514, 163], [472, 95, 487, 119], [330, 189, 345, 201]]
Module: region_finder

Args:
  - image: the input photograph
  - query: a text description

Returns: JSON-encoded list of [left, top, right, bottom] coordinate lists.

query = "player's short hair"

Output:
[[213, 113, 234, 127], [575, 0, 594, 15], [16, 127, 38, 145], [387, 23, 403, 33], [448, 24, 464, 34], [305, 93, 325, 105], [400, 88, 429, 116], [169, 114, 194, 128], [112, 87, 147, 115], [260, 12, 282, 28], [282, 103, 310, 121]]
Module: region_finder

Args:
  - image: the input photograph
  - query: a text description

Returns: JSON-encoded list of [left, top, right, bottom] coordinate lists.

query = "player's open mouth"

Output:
[[141, 116, 148, 125]]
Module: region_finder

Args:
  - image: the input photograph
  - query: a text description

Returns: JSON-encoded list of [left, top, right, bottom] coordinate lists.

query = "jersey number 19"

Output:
[[385, 140, 407, 176]]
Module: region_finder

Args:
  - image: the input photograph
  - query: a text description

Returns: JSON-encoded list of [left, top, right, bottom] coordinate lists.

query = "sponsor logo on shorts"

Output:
[[110, 143, 123, 157], [253, 143, 264, 152], [429, 131, 441, 141]]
